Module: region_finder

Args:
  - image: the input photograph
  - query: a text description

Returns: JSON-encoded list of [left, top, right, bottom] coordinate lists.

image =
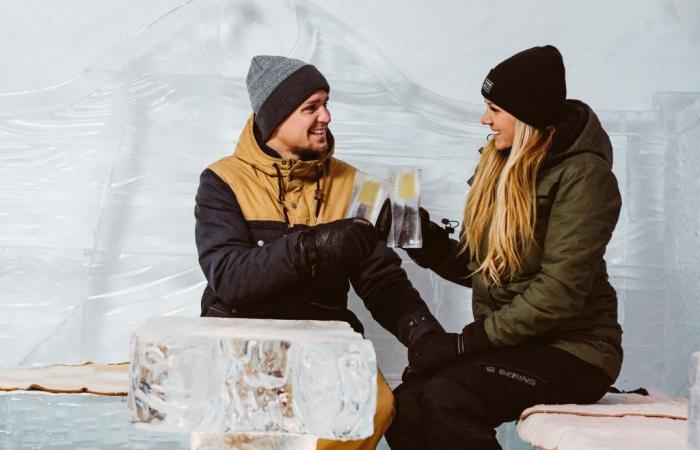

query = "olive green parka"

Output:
[[433, 100, 623, 380]]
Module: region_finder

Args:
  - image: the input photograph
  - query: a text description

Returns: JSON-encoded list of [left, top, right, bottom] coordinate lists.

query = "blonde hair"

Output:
[[461, 120, 554, 286]]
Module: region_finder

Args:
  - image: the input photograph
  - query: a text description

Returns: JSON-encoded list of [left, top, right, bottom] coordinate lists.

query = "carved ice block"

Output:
[[128, 317, 377, 441]]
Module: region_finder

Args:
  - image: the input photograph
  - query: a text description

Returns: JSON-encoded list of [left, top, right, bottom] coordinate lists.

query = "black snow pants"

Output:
[[385, 343, 613, 450]]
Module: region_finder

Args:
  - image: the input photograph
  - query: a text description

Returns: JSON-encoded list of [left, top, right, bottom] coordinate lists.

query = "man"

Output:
[[194, 55, 442, 450]]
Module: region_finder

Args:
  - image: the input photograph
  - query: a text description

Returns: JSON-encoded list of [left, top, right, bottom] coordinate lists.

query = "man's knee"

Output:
[[375, 373, 395, 435], [316, 371, 394, 450]]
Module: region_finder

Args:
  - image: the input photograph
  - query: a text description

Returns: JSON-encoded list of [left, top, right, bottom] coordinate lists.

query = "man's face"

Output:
[[267, 90, 331, 160]]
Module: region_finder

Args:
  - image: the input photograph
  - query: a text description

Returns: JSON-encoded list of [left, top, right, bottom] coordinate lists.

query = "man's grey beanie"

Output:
[[246, 55, 330, 142]]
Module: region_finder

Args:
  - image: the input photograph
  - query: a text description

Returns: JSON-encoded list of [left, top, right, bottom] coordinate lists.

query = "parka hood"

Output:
[[542, 100, 613, 172], [233, 115, 335, 179]]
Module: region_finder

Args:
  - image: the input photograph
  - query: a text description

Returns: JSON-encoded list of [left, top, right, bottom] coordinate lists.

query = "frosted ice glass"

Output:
[[389, 168, 422, 249], [129, 317, 376, 439], [345, 172, 390, 225]]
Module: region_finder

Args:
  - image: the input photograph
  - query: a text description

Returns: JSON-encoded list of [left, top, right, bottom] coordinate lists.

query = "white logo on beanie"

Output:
[[482, 77, 494, 93]]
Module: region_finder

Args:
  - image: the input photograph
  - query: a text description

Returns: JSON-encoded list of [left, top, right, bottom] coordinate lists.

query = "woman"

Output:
[[384, 45, 623, 450]]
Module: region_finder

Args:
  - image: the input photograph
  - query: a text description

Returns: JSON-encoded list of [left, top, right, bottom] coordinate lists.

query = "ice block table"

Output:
[[128, 317, 378, 449]]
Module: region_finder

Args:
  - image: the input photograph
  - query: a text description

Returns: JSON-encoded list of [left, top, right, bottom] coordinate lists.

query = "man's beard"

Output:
[[297, 145, 327, 161]]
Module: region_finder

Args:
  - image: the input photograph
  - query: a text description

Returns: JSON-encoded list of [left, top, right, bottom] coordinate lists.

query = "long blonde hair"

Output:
[[461, 120, 554, 285]]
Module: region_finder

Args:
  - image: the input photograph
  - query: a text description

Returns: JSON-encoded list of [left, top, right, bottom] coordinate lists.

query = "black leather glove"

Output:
[[297, 217, 378, 274], [405, 208, 453, 268], [408, 329, 465, 377], [375, 198, 392, 242]]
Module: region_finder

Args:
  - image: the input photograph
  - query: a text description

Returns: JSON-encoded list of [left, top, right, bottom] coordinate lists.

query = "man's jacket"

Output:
[[195, 115, 440, 346], [433, 101, 623, 381]]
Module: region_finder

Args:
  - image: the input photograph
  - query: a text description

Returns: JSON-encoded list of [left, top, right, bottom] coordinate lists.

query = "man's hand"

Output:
[[375, 198, 392, 242], [297, 218, 378, 273], [408, 330, 465, 376]]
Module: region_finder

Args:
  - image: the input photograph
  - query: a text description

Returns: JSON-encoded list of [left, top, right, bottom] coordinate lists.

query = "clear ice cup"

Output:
[[344, 172, 390, 225], [389, 168, 422, 249]]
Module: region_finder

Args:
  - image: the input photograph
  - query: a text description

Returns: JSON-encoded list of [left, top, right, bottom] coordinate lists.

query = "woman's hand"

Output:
[[408, 329, 465, 376], [406, 208, 453, 268], [375, 203, 454, 267]]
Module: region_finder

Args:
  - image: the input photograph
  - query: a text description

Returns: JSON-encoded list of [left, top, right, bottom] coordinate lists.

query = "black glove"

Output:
[[297, 217, 378, 274], [408, 329, 465, 377], [375, 198, 392, 242], [405, 208, 453, 268]]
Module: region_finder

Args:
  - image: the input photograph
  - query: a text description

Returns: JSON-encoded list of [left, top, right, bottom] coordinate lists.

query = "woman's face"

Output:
[[480, 100, 516, 150]]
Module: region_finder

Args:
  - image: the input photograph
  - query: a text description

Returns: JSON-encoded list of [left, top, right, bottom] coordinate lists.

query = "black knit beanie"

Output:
[[481, 45, 566, 129], [246, 55, 330, 142]]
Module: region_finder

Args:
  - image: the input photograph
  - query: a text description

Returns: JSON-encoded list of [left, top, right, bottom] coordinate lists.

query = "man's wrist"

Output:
[[295, 229, 319, 275], [405, 314, 444, 348]]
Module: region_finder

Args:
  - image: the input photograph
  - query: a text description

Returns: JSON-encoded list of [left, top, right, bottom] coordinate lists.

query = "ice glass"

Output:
[[345, 172, 390, 225], [389, 168, 422, 249]]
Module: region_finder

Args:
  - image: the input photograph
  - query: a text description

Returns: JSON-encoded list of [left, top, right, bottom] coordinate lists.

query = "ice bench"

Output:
[[516, 391, 689, 450]]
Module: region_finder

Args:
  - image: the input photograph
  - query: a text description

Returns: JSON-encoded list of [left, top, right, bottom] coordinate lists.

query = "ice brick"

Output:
[[691, 386, 700, 449], [690, 352, 700, 449], [128, 317, 376, 440], [191, 433, 317, 450], [0, 391, 188, 450]]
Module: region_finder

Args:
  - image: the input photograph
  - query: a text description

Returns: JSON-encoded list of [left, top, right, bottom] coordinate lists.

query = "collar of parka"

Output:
[[234, 115, 335, 180]]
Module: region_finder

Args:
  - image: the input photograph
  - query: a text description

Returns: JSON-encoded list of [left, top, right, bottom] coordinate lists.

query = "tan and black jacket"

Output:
[[194, 116, 441, 346]]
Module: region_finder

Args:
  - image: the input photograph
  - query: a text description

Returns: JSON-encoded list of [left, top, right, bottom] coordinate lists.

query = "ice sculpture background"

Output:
[[1, 0, 699, 420]]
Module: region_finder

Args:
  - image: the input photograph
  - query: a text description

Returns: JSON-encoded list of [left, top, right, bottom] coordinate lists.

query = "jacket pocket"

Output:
[[204, 303, 233, 318], [205, 301, 273, 318], [231, 301, 273, 318], [247, 220, 288, 246]]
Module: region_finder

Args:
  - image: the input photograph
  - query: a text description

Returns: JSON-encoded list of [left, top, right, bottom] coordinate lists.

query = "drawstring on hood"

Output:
[[314, 165, 323, 218], [272, 161, 324, 227], [273, 163, 291, 226], [236, 117, 332, 226]]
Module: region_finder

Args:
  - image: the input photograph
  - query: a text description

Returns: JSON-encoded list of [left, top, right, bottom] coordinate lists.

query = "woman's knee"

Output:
[[419, 375, 487, 420]]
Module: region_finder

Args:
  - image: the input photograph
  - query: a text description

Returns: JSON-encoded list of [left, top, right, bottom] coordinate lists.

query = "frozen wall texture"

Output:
[[1, 3, 699, 448]]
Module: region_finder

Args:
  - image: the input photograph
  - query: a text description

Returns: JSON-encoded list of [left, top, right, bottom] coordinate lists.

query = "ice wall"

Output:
[[1, 5, 699, 449], [660, 93, 700, 394]]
